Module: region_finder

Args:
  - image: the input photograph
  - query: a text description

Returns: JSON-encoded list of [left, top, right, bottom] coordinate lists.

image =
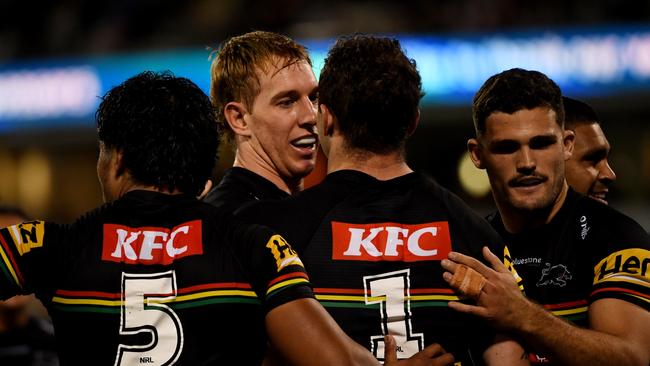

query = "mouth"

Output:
[[589, 191, 608, 205], [509, 176, 546, 188], [290, 134, 318, 151]]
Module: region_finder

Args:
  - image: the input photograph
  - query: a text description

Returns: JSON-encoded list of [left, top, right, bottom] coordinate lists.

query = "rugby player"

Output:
[[0, 71, 449, 366], [445, 68, 650, 365], [563, 96, 616, 205], [203, 30, 319, 211], [237, 35, 528, 365]]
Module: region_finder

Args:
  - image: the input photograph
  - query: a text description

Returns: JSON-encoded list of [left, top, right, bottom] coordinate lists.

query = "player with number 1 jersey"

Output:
[[0, 191, 312, 365], [237, 170, 512, 365]]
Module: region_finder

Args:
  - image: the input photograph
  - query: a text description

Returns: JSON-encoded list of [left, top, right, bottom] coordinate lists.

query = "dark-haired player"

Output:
[[237, 35, 527, 365], [203, 30, 319, 211], [0, 71, 445, 366], [445, 68, 650, 365], [563, 96, 616, 205]]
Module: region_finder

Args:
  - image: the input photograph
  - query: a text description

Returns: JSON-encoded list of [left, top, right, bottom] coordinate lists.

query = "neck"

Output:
[[327, 144, 412, 180], [498, 182, 569, 233], [233, 150, 301, 195]]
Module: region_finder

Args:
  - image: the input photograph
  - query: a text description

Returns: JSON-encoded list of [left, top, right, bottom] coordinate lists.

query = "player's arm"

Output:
[[240, 224, 454, 366], [442, 246, 650, 366], [0, 221, 57, 300], [266, 297, 455, 366], [482, 334, 529, 366]]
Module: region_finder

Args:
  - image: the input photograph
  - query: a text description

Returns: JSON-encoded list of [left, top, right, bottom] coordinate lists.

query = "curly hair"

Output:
[[472, 68, 564, 137], [318, 34, 423, 154], [210, 31, 311, 142], [96, 71, 219, 196]]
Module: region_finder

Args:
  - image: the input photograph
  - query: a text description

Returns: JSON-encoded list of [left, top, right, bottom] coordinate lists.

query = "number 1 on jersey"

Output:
[[364, 269, 424, 360]]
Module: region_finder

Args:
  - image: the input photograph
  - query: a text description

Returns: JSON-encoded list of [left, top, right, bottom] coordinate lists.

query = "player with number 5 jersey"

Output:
[[0, 71, 422, 366]]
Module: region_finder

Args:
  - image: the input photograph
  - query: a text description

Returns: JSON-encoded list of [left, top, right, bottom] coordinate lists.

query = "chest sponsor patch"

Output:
[[8, 220, 45, 255], [331, 221, 451, 262], [102, 220, 203, 265]]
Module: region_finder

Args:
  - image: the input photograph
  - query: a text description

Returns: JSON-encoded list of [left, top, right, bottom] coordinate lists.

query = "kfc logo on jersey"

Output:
[[102, 220, 203, 265], [332, 221, 451, 262]]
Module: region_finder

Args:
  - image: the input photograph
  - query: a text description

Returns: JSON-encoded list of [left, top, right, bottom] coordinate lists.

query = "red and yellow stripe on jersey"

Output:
[[314, 287, 460, 309], [51, 282, 260, 313], [592, 248, 650, 310]]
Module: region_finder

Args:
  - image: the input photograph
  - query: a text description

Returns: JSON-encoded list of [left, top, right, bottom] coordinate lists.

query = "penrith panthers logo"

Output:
[[537, 263, 572, 287], [331, 221, 451, 262]]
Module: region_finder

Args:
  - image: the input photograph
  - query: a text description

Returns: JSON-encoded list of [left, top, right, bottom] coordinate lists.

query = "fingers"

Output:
[[448, 265, 486, 299], [416, 343, 455, 366], [384, 335, 398, 365], [447, 301, 485, 317], [482, 246, 509, 273], [444, 251, 492, 278], [431, 352, 455, 366], [394, 342, 455, 366]]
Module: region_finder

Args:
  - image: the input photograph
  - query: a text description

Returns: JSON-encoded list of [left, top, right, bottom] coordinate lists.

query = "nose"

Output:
[[298, 96, 317, 129], [516, 147, 536, 174], [598, 160, 617, 185]]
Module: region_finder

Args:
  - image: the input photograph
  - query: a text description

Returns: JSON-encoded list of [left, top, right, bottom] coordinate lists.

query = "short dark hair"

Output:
[[472, 68, 564, 137], [319, 34, 423, 154], [563, 96, 600, 130], [96, 71, 219, 196]]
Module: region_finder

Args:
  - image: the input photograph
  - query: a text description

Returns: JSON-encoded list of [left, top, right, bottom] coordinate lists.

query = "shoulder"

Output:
[[575, 196, 650, 246]]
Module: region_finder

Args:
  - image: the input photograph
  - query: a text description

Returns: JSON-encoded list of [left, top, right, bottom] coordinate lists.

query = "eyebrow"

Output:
[[529, 134, 558, 146], [269, 85, 318, 104], [486, 134, 558, 150]]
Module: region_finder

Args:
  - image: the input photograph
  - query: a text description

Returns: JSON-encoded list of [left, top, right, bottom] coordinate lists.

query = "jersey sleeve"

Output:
[[588, 205, 650, 311], [0, 221, 62, 300], [230, 220, 314, 313]]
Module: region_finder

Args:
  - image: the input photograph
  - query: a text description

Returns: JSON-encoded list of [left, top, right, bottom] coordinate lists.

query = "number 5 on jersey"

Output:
[[114, 271, 184, 366]]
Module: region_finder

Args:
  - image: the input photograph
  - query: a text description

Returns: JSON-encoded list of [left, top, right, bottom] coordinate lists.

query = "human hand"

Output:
[[441, 246, 532, 331], [383, 335, 455, 366]]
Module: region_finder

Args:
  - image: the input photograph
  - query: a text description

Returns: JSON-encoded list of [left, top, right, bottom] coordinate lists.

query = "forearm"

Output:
[[267, 298, 380, 366], [515, 299, 645, 366]]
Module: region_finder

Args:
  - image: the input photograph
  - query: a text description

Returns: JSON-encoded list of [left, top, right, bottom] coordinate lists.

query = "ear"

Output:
[[467, 138, 485, 169], [562, 128, 575, 161], [319, 104, 335, 136], [223, 101, 251, 137], [406, 109, 420, 137], [112, 149, 126, 177]]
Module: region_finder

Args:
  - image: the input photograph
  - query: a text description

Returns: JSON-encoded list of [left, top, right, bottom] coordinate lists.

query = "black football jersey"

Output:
[[203, 167, 290, 213], [488, 189, 650, 364], [237, 170, 512, 365], [0, 190, 312, 366]]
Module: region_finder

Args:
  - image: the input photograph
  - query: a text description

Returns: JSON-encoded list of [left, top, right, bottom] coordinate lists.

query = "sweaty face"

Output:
[[475, 107, 572, 214], [245, 59, 319, 183], [565, 123, 616, 205]]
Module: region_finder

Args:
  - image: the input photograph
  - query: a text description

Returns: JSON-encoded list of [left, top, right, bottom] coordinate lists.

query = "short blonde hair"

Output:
[[210, 31, 311, 142]]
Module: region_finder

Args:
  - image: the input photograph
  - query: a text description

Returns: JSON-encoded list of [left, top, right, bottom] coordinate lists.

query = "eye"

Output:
[[277, 98, 295, 107], [309, 92, 319, 105], [583, 150, 607, 164], [529, 136, 556, 149], [489, 141, 519, 154]]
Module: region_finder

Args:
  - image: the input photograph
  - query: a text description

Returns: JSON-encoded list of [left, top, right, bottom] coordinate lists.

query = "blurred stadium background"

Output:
[[0, 0, 649, 228]]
